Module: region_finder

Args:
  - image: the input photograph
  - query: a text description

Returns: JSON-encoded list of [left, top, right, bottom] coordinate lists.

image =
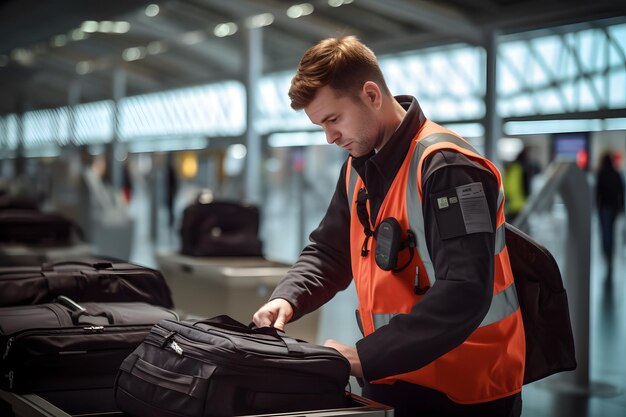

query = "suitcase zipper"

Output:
[[150, 323, 347, 362], [3, 325, 151, 362], [146, 324, 350, 374], [169, 341, 183, 355], [142, 335, 348, 388], [151, 323, 306, 355], [7, 370, 13, 390], [2, 337, 13, 360], [83, 326, 105, 332]]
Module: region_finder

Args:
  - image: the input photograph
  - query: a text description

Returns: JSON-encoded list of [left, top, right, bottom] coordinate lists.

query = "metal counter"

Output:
[[0, 243, 93, 267], [156, 252, 320, 343], [0, 390, 393, 417]]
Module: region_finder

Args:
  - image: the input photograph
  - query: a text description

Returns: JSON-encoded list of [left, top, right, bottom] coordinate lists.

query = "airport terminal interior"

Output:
[[1, 0, 626, 416]]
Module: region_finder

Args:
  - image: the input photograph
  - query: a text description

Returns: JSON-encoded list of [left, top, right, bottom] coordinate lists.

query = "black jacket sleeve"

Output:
[[356, 150, 499, 381], [269, 160, 354, 321]]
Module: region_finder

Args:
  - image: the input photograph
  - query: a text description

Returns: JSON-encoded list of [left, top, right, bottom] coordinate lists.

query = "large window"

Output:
[[1, 19, 624, 152], [498, 21, 626, 117]]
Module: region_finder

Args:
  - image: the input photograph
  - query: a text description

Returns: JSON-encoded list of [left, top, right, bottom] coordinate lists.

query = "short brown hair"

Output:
[[288, 36, 390, 110]]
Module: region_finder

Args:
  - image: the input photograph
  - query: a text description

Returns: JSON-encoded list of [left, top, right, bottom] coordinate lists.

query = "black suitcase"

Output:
[[0, 209, 83, 246], [0, 193, 39, 211], [180, 200, 263, 257], [0, 258, 174, 308], [0, 296, 179, 415], [115, 315, 350, 417]]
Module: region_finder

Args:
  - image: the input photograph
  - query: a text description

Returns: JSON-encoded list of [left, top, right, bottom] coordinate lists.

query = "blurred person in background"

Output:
[[596, 151, 625, 279], [503, 148, 532, 223], [253, 36, 524, 417]]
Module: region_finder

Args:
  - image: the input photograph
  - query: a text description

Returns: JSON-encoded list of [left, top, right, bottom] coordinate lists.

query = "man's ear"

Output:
[[362, 81, 383, 109]]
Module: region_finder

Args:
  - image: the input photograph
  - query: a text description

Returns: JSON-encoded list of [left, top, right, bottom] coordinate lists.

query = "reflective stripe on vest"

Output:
[[348, 132, 516, 328], [373, 282, 519, 329]]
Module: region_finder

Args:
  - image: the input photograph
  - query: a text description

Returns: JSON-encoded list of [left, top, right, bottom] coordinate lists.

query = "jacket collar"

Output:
[[351, 95, 427, 183]]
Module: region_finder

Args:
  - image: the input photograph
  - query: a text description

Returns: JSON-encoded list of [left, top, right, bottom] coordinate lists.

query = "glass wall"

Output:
[[0, 18, 624, 264]]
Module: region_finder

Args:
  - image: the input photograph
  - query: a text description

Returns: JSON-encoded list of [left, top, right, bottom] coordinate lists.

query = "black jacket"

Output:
[[596, 166, 625, 212], [270, 96, 499, 383]]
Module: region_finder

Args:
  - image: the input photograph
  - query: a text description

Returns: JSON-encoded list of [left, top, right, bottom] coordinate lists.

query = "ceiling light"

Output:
[[247, 13, 274, 29], [214, 22, 238, 37], [328, 0, 353, 7], [51, 35, 68, 47], [76, 61, 92, 75], [228, 143, 247, 159], [11, 48, 35, 66], [122, 47, 146, 61], [287, 3, 314, 19], [113, 21, 131, 33], [147, 41, 167, 54], [145, 4, 160, 17], [71, 29, 87, 41], [81, 21, 99, 33], [99, 21, 114, 33], [182, 30, 205, 45]]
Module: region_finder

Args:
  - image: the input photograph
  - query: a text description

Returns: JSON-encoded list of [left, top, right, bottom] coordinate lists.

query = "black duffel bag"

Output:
[[180, 200, 263, 257], [0, 258, 174, 308], [114, 315, 351, 417], [0, 209, 83, 246]]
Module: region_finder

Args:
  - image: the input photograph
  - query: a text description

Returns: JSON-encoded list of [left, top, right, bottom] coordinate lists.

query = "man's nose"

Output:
[[325, 128, 339, 144]]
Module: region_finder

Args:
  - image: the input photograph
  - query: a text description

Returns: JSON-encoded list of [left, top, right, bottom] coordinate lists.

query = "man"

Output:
[[253, 36, 525, 417], [503, 148, 531, 222]]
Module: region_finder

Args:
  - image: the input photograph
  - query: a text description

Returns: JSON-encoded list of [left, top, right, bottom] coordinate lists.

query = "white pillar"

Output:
[[244, 26, 262, 205]]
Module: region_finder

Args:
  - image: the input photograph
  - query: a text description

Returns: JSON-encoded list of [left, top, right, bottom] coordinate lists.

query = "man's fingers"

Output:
[[273, 319, 285, 330], [252, 299, 293, 329], [253, 314, 269, 328], [252, 309, 274, 328]]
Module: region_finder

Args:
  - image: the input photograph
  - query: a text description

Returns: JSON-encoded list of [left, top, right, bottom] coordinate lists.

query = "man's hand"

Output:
[[252, 298, 294, 330], [324, 339, 363, 378]]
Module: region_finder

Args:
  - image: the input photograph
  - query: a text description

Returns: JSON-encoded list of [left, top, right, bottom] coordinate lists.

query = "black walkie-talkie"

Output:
[[375, 218, 403, 271]]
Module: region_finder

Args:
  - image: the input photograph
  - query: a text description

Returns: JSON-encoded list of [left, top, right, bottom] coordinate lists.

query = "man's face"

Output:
[[304, 85, 381, 157]]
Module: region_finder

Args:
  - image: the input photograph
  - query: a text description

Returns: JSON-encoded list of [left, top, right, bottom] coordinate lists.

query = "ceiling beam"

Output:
[[197, 0, 355, 41], [130, 15, 241, 74], [357, 0, 485, 45], [477, 0, 626, 33]]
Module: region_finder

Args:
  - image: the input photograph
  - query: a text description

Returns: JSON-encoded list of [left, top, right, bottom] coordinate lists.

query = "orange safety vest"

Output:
[[346, 120, 525, 404]]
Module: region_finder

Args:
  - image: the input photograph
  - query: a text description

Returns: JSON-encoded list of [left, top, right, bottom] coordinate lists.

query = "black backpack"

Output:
[[505, 223, 577, 384]]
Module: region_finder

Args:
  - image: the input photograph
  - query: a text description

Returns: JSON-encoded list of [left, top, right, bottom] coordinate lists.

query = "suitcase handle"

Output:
[[194, 315, 306, 356], [56, 295, 86, 313], [42, 260, 115, 272], [55, 295, 115, 325]]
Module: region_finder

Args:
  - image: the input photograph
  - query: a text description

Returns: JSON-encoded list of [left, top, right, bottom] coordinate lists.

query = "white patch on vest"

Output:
[[437, 196, 449, 209], [456, 182, 493, 234]]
